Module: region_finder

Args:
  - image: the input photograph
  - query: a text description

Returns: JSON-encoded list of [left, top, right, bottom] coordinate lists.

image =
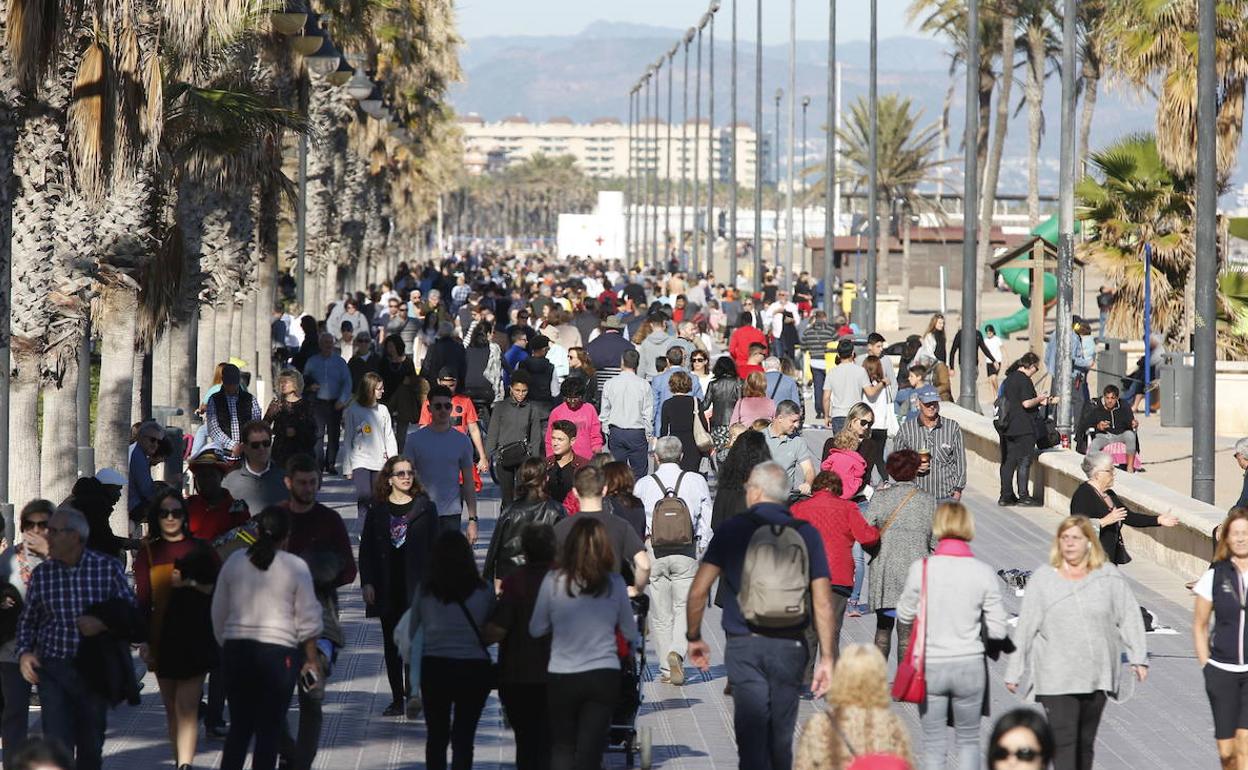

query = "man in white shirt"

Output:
[[766, 289, 799, 340], [825, 338, 884, 433], [635, 437, 712, 685]]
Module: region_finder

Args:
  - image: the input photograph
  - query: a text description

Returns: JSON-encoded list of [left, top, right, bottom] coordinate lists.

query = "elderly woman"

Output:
[[865, 449, 936, 662], [264, 369, 317, 468], [1070, 452, 1177, 565], [897, 502, 1009, 770], [1005, 516, 1149, 770], [793, 644, 913, 770]]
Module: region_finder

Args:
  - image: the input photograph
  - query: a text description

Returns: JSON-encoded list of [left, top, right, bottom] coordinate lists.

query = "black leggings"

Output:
[[501, 682, 550, 770], [378, 610, 409, 704], [547, 669, 620, 770], [872, 611, 913, 665], [421, 657, 493, 770], [1037, 691, 1108, 770], [1000, 433, 1037, 499], [860, 430, 888, 481]]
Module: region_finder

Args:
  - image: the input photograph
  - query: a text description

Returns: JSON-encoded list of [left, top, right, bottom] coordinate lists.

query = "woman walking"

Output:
[[1193, 507, 1248, 770], [729, 370, 776, 425], [212, 506, 322, 770], [340, 372, 397, 518], [378, 336, 421, 453], [486, 524, 558, 770], [486, 371, 544, 506], [896, 502, 1009, 770], [484, 458, 567, 587], [603, 462, 646, 540], [0, 500, 52, 757], [865, 450, 936, 660], [1070, 452, 1177, 564], [408, 531, 496, 770], [989, 710, 1055, 770], [529, 516, 640, 770], [358, 457, 439, 717], [921, 313, 948, 364], [821, 402, 874, 499], [659, 371, 709, 472], [702, 356, 742, 452], [711, 430, 771, 531], [689, 350, 713, 395], [264, 369, 317, 468], [860, 355, 897, 480], [135, 486, 220, 770], [1005, 516, 1149, 770]]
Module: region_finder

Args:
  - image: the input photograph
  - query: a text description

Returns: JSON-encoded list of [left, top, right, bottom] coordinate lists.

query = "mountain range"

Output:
[[449, 21, 1181, 196]]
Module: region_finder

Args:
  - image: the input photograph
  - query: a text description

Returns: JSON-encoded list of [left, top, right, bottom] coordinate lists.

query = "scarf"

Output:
[[933, 538, 974, 557]]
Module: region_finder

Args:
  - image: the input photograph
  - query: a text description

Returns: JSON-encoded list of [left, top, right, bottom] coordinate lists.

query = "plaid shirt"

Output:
[[16, 550, 135, 661], [205, 391, 262, 447]]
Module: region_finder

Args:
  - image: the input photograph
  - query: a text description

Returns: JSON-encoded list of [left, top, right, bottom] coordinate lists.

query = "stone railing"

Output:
[[942, 403, 1223, 578]]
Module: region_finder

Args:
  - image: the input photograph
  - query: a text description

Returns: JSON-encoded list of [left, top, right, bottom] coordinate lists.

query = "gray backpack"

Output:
[[737, 513, 811, 629]]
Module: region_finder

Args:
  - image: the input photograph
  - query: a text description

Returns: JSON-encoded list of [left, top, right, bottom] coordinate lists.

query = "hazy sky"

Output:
[[456, 0, 917, 42]]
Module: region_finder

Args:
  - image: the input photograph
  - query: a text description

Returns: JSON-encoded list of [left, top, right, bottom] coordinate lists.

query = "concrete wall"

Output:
[[942, 403, 1223, 579]]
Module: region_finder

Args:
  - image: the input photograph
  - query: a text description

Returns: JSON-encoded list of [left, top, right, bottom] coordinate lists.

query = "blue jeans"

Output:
[[830, 416, 846, 434], [607, 427, 649, 479], [221, 640, 297, 770], [725, 634, 808, 770], [920, 657, 987, 770], [810, 367, 827, 419], [37, 658, 108, 770], [849, 542, 867, 608]]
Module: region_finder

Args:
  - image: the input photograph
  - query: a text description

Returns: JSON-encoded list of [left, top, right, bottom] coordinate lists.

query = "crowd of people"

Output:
[[0, 251, 1226, 770]]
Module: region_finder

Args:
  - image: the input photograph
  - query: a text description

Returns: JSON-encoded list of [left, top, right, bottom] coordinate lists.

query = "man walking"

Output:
[[762, 357, 801, 407], [686, 463, 834, 770], [893, 386, 966, 503], [18, 506, 139, 770], [635, 438, 711, 685], [585, 315, 634, 390], [205, 363, 262, 457], [403, 385, 479, 543], [302, 332, 353, 474], [280, 454, 357, 770], [763, 401, 816, 497], [826, 339, 881, 433], [222, 421, 290, 514], [801, 311, 837, 426], [600, 350, 653, 478]]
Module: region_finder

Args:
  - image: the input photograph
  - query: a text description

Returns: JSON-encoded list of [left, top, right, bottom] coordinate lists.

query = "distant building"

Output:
[[459, 114, 767, 187]]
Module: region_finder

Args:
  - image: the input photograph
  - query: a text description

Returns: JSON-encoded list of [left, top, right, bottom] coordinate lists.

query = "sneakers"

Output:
[[405, 695, 423, 719], [383, 699, 404, 717], [667, 652, 685, 686], [1016, 496, 1043, 507]]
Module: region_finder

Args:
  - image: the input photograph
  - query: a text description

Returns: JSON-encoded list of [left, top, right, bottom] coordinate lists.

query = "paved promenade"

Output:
[[59, 445, 1215, 768]]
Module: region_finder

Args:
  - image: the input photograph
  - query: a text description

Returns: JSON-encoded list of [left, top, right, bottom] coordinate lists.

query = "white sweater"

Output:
[[212, 550, 323, 649], [339, 402, 397, 472]]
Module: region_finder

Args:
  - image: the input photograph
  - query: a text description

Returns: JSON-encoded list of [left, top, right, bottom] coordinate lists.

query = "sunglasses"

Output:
[[249, 439, 272, 449], [159, 508, 186, 519], [392, 470, 415, 478], [989, 747, 1041, 762], [858, 419, 874, 427], [430, 402, 453, 411], [20, 520, 48, 531]]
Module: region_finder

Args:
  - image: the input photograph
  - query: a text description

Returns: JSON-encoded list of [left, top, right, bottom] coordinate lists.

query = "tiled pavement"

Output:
[[63, 438, 1216, 768]]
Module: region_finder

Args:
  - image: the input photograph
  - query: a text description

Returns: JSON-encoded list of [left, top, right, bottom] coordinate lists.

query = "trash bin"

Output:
[[1096, 339, 1126, 395], [1159, 355, 1194, 428]]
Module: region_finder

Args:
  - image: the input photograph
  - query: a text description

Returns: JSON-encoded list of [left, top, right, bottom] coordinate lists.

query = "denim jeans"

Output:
[[725, 634, 807, 770], [607, 427, 649, 479], [648, 553, 699, 676], [37, 658, 109, 770], [849, 542, 867, 607], [920, 657, 987, 770], [0, 660, 32, 765], [810, 367, 827, 419], [221, 640, 297, 770]]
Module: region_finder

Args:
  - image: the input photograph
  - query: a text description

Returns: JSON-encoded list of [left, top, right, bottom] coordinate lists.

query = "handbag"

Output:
[[891, 558, 927, 704], [495, 439, 529, 469], [692, 399, 715, 453], [864, 488, 918, 561], [456, 599, 500, 690], [1035, 406, 1061, 449]]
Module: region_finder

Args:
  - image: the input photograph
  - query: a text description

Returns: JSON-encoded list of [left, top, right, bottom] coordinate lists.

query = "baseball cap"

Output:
[[95, 468, 126, 487], [915, 385, 941, 404]]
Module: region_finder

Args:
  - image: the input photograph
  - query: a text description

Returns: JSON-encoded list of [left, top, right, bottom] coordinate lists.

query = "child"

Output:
[[984, 324, 1005, 391]]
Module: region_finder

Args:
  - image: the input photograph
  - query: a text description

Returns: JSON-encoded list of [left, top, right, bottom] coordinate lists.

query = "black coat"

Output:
[[1069, 482, 1160, 564], [421, 338, 467, 390], [484, 497, 566, 583], [358, 494, 439, 618], [702, 376, 743, 429], [76, 598, 145, 706]]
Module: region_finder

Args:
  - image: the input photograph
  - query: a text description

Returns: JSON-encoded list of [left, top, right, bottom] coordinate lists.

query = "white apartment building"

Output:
[[460, 114, 768, 187]]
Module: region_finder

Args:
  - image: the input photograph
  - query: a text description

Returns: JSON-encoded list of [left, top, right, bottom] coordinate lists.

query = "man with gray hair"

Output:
[[635, 436, 712, 685], [764, 401, 816, 496], [1234, 437, 1248, 509], [762, 356, 801, 407], [17, 506, 138, 770], [127, 421, 165, 519], [685, 461, 835, 770], [303, 331, 353, 473]]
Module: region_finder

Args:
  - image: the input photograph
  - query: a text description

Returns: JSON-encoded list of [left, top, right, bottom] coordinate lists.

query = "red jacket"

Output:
[[791, 491, 879, 587], [728, 325, 767, 367]]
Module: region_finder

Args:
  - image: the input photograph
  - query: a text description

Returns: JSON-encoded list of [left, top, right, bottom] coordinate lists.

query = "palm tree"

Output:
[[1076, 0, 1109, 167], [1017, 0, 1057, 226], [837, 94, 948, 299], [1101, 0, 1248, 180]]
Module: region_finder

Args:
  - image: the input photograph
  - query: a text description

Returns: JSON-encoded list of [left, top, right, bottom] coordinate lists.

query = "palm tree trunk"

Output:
[[95, 287, 138, 505], [1078, 59, 1100, 169], [901, 212, 913, 314], [8, 355, 40, 508], [168, 314, 196, 429], [877, 196, 891, 294], [197, 304, 216, 394], [152, 326, 171, 408], [1025, 24, 1046, 227], [230, 301, 244, 362], [41, 355, 78, 504], [213, 303, 231, 370], [977, 9, 1017, 320]]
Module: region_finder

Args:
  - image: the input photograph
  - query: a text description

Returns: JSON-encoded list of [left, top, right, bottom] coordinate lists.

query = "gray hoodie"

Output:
[[637, 329, 677, 380], [1004, 563, 1147, 699]]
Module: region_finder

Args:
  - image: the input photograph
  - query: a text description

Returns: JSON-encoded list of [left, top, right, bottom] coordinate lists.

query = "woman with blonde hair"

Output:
[[793, 644, 913, 770], [264, 368, 316, 466], [1005, 516, 1148, 770], [729, 370, 777, 425], [897, 502, 1008, 770], [820, 402, 874, 499]]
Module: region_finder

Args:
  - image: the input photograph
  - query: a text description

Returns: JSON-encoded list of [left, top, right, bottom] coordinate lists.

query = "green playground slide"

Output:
[[983, 216, 1062, 338]]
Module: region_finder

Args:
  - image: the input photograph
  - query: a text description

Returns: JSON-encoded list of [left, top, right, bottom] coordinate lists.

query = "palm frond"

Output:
[[67, 41, 114, 202]]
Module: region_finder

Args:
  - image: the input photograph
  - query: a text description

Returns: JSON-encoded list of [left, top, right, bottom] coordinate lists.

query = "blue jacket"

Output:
[[303, 352, 352, 404], [764, 371, 801, 407]]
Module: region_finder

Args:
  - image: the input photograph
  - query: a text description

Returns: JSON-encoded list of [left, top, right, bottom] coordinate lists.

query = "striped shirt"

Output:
[[892, 414, 966, 499]]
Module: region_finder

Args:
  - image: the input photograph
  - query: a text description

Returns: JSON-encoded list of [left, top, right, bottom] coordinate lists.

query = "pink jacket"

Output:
[[545, 402, 604, 458], [821, 448, 867, 499], [729, 397, 777, 426]]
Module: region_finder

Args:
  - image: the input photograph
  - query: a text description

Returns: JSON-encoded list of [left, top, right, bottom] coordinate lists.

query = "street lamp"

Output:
[[345, 68, 374, 101], [680, 27, 695, 270], [753, 0, 763, 292], [270, 1, 307, 36], [824, 0, 837, 313], [774, 88, 782, 192], [292, 13, 325, 57], [306, 33, 343, 77], [729, 0, 739, 286], [801, 95, 810, 259], [665, 44, 677, 262], [692, 22, 705, 273], [707, 1, 720, 277], [958, 0, 979, 408], [865, 0, 878, 334], [653, 56, 665, 268], [327, 56, 353, 86]]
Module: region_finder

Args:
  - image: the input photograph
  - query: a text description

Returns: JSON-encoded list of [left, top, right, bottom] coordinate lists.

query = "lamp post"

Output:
[[730, 0, 739, 286], [666, 45, 676, 261], [1054, 0, 1075, 430], [707, 3, 719, 277], [801, 94, 810, 266], [824, 0, 837, 312], [626, 85, 635, 265], [681, 29, 694, 270], [864, 0, 878, 334], [753, 0, 764, 292], [652, 57, 664, 268], [774, 88, 782, 194], [692, 23, 704, 273], [784, 0, 797, 282], [641, 70, 652, 267], [1193, 0, 1216, 501], [958, 0, 980, 409]]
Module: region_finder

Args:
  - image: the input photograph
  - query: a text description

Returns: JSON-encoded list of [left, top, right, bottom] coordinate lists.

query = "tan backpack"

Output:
[[648, 472, 694, 549]]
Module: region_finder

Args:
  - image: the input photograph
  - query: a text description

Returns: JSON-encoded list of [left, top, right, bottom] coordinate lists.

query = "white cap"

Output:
[[95, 468, 126, 487]]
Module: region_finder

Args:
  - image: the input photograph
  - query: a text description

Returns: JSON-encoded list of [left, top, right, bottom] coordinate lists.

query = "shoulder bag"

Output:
[[692, 399, 714, 454], [456, 598, 499, 690], [864, 488, 918, 561], [891, 557, 927, 703]]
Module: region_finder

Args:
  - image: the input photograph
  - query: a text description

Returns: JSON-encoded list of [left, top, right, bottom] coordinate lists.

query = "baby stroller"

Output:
[[607, 593, 653, 769]]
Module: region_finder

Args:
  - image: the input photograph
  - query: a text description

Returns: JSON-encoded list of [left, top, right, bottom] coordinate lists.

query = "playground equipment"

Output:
[[984, 216, 1082, 344]]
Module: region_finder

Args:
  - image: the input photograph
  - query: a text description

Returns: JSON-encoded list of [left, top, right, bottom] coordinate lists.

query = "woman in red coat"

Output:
[[791, 471, 879, 683]]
